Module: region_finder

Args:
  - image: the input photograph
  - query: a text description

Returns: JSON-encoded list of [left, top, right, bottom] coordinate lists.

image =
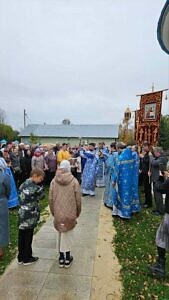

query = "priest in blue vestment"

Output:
[[81, 143, 98, 196], [112, 144, 134, 219], [131, 145, 141, 213]]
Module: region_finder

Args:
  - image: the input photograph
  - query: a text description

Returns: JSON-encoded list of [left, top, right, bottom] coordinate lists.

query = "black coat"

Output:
[[140, 152, 150, 175], [151, 155, 168, 182], [155, 176, 169, 213], [22, 155, 32, 179]]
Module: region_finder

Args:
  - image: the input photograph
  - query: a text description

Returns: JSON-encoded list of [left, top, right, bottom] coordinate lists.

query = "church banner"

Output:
[[135, 91, 163, 146], [134, 109, 140, 142]]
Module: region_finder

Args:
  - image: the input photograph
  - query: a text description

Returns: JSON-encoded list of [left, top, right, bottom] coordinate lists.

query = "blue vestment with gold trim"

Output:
[[113, 148, 134, 219], [81, 151, 98, 196], [131, 151, 141, 213], [103, 152, 118, 208]]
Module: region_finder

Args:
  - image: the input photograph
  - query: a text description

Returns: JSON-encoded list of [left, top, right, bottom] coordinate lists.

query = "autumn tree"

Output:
[[118, 125, 135, 145]]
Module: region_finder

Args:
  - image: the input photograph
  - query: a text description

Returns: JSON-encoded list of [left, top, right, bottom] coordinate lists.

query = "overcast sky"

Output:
[[0, 0, 168, 130]]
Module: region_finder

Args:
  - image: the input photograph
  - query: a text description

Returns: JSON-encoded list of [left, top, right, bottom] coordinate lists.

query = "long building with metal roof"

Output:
[[19, 123, 119, 145]]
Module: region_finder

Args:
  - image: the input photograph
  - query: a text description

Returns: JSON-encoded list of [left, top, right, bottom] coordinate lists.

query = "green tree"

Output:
[[159, 115, 169, 150], [13, 130, 20, 141], [0, 124, 19, 141], [29, 132, 40, 144]]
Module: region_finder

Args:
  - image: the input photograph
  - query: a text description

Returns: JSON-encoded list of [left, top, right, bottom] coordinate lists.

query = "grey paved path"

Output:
[[0, 189, 102, 300]]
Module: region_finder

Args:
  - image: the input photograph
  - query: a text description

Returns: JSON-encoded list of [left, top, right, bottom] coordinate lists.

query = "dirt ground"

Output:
[[90, 202, 122, 300]]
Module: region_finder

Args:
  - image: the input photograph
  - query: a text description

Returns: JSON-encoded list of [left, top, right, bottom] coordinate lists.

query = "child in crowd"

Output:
[[17, 168, 44, 265], [49, 160, 81, 268]]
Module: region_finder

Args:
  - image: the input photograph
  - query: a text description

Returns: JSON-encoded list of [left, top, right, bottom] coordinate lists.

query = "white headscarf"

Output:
[[59, 160, 71, 172]]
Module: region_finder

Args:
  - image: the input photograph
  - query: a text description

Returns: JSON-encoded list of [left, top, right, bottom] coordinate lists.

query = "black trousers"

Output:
[[76, 173, 81, 184], [142, 174, 152, 206], [153, 182, 164, 214], [45, 171, 55, 185], [18, 228, 34, 262]]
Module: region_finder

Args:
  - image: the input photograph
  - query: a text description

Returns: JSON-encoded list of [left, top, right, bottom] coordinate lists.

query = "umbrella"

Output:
[[0, 139, 7, 144], [13, 140, 19, 144], [157, 0, 169, 55]]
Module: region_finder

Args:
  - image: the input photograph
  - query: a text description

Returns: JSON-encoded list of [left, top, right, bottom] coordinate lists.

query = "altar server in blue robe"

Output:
[[81, 143, 98, 196], [103, 143, 118, 208], [96, 143, 109, 187]]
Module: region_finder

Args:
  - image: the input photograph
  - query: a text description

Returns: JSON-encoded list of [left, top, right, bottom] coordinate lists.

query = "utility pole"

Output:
[[24, 109, 27, 128]]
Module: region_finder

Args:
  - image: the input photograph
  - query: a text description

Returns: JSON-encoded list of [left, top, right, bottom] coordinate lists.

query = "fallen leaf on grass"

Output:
[[164, 282, 169, 287], [148, 254, 152, 260], [144, 280, 149, 286]]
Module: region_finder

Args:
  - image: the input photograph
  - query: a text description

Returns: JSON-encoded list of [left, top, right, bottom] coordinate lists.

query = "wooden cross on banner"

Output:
[[139, 128, 144, 142], [153, 128, 158, 144], [148, 127, 152, 144]]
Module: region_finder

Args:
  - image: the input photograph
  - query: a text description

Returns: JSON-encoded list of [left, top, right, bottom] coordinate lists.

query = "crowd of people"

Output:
[[0, 140, 169, 275]]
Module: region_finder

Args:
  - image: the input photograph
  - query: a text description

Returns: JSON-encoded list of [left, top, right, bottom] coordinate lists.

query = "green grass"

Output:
[[0, 188, 49, 276], [113, 188, 169, 300]]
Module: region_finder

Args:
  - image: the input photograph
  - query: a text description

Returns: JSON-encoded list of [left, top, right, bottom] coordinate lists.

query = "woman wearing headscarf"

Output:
[[31, 148, 45, 171], [44, 146, 57, 185], [0, 158, 11, 259], [49, 160, 81, 268]]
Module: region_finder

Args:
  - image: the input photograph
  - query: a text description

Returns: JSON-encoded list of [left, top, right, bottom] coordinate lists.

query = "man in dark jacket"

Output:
[[140, 141, 152, 208], [148, 167, 169, 278], [150, 147, 168, 215]]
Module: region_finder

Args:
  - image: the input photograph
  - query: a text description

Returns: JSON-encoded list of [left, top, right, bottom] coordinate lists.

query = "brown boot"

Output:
[[0, 248, 4, 260]]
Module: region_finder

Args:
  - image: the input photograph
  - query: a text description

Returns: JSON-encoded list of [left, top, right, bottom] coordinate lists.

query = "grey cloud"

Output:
[[0, 0, 168, 129]]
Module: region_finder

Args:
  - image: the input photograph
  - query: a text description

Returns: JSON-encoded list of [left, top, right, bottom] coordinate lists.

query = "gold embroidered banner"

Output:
[[135, 91, 163, 146]]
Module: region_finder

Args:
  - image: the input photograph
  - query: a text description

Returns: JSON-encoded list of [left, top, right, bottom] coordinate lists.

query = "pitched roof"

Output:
[[19, 124, 119, 138]]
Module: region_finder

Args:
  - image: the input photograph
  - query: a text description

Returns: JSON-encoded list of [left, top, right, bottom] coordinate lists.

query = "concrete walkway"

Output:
[[0, 188, 122, 300]]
